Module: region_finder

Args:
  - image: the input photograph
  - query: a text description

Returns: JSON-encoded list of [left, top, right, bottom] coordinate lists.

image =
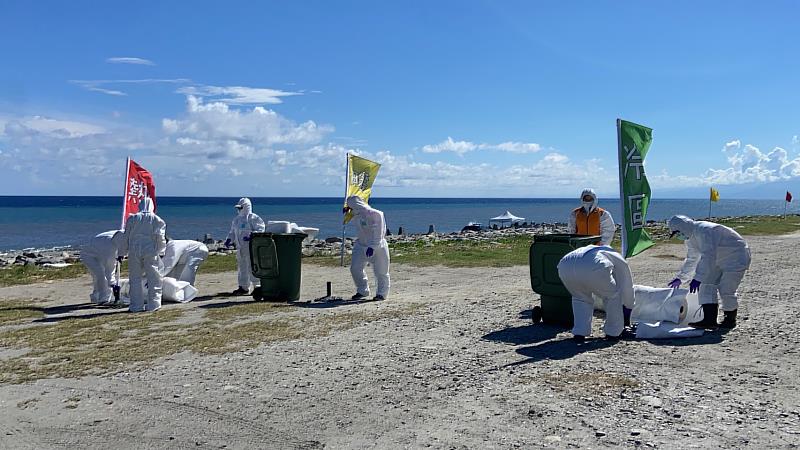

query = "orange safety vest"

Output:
[[573, 206, 604, 237]]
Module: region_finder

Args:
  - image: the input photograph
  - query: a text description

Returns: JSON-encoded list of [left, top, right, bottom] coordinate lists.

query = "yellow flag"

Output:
[[343, 154, 381, 224], [710, 187, 720, 202]]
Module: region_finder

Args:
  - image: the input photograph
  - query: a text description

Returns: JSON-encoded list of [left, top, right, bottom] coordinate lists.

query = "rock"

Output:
[[641, 396, 663, 408], [595, 431, 607, 437], [325, 237, 342, 244], [23, 252, 36, 258]]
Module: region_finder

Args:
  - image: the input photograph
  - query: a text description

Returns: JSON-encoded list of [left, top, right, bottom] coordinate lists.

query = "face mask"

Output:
[[582, 201, 594, 211]]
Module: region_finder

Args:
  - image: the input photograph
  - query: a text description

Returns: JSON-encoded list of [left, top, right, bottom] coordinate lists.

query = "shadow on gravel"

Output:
[[508, 338, 618, 366], [482, 324, 564, 346], [197, 299, 261, 310], [645, 328, 731, 346], [290, 298, 380, 309], [39, 303, 98, 315]]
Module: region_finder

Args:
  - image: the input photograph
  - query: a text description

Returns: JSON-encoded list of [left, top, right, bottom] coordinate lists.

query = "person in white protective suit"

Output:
[[568, 188, 616, 246], [123, 197, 167, 312], [225, 198, 265, 295], [81, 230, 127, 305], [667, 215, 751, 329], [557, 245, 635, 341], [344, 195, 390, 301], [159, 239, 209, 285]]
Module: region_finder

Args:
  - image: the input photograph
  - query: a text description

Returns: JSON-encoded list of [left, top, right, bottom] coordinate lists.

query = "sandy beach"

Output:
[[1, 232, 799, 449]]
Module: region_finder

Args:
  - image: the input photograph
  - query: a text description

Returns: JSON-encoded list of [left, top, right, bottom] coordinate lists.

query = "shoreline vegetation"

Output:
[[1, 214, 798, 288]]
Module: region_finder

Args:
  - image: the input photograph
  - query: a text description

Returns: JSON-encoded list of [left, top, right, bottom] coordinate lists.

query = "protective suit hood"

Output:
[[139, 197, 155, 213], [580, 188, 598, 212], [346, 195, 369, 214], [668, 215, 696, 239], [236, 198, 252, 216]]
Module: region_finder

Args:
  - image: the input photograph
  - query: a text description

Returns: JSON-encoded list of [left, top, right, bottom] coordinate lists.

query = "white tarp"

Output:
[[631, 285, 705, 339]]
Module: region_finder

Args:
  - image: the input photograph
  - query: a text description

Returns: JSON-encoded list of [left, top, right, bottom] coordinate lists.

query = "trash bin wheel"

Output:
[[531, 306, 543, 324], [252, 287, 263, 302]]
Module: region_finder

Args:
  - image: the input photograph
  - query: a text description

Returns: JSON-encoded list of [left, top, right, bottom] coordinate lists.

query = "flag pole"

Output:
[[340, 154, 350, 267], [784, 192, 788, 219], [708, 192, 712, 220], [121, 157, 130, 230], [616, 119, 627, 257]]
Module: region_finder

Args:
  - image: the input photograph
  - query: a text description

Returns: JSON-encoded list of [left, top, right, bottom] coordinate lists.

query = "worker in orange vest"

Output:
[[568, 188, 616, 246]]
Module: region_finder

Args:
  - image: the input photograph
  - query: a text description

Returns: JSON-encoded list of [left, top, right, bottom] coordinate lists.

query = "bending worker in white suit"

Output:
[[82, 230, 127, 305], [225, 197, 265, 295], [667, 215, 751, 329], [568, 188, 616, 246], [344, 195, 390, 301], [160, 239, 209, 285], [558, 245, 635, 341], [124, 197, 167, 312]]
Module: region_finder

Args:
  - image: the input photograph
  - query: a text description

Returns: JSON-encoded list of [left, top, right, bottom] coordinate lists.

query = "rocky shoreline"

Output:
[[0, 220, 679, 269]]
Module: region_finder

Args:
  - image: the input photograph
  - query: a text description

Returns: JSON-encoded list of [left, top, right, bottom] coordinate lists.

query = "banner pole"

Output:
[[121, 157, 130, 230], [708, 195, 712, 220], [616, 119, 627, 258], [341, 154, 350, 267], [784, 200, 788, 219]]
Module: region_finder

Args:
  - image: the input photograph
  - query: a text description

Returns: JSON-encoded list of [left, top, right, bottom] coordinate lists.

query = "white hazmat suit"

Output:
[[668, 215, 751, 312], [160, 240, 209, 285], [557, 245, 634, 338], [227, 198, 265, 292], [82, 230, 127, 305], [123, 197, 167, 312], [568, 188, 616, 246], [347, 196, 390, 300]]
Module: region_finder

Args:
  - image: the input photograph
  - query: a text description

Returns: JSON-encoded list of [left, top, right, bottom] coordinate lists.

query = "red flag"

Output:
[[787, 191, 793, 203], [121, 158, 156, 229]]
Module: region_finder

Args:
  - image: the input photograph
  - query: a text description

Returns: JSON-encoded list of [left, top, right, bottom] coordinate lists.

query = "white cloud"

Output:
[[421, 137, 477, 155], [2, 116, 106, 138], [230, 168, 243, 176], [176, 85, 301, 105], [70, 79, 191, 96], [106, 57, 155, 66], [421, 137, 543, 156], [160, 96, 333, 160], [704, 142, 800, 184]]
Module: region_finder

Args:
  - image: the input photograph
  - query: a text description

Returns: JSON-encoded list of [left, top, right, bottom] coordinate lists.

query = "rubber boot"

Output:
[[689, 303, 719, 329], [623, 307, 632, 327], [719, 309, 737, 329]]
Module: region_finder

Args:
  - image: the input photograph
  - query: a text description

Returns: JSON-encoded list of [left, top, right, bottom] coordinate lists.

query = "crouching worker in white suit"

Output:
[[345, 195, 390, 301], [558, 245, 635, 341], [124, 197, 167, 312], [82, 230, 127, 305], [160, 239, 208, 285], [667, 215, 751, 329]]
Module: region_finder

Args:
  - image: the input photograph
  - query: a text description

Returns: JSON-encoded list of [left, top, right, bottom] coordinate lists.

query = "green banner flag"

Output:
[[617, 119, 655, 258]]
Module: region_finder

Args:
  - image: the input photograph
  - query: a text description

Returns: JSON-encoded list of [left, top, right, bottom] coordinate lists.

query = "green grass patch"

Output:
[[390, 235, 533, 267], [715, 215, 800, 235], [0, 299, 423, 384], [197, 252, 238, 274], [0, 299, 47, 325], [0, 264, 88, 288]]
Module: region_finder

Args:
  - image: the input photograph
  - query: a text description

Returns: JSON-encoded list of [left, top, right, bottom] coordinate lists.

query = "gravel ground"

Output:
[[0, 233, 798, 449]]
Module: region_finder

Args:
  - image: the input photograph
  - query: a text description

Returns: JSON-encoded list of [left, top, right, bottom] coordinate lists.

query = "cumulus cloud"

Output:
[[161, 96, 334, 160], [106, 57, 155, 66], [704, 141, 800, 184], [421, 137, 542, 156], [176, 85, 301, 105]]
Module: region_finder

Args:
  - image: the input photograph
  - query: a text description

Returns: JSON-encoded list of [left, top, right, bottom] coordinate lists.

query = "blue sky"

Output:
[[1, 0, 799, 198]]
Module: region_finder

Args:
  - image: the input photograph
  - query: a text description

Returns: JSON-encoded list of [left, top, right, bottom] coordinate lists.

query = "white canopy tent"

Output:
[[488, 210, 525, 229]]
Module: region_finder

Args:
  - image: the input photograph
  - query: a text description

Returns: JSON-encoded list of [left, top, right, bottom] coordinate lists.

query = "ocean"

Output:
[[0, 196, 796, 252]]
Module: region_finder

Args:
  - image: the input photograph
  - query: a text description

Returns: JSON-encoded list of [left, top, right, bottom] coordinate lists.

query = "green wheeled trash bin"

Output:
[[249, 232, 307, 302], [529, 234, 601, 326]]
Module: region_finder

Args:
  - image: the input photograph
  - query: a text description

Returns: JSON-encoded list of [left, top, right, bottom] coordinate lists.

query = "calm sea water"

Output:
[[0, 196, 796, 252]]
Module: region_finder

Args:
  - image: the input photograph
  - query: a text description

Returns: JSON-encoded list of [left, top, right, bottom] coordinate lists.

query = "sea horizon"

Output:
[[1, 196, 796, 253]]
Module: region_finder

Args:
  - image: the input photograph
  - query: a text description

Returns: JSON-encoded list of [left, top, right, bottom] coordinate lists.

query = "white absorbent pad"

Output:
[[635, 321, 705, 339], [632, 285, 689, 324], [162, 276, 198, 303]]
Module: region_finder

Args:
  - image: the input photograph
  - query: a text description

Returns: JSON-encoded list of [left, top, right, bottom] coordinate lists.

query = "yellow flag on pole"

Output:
[[343, 154, 381, 224], [710, 187, 720, 202]]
